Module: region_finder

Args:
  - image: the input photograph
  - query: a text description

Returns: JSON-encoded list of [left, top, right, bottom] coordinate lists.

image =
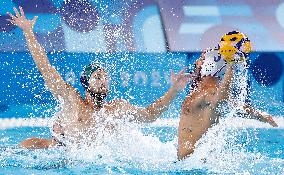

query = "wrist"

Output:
[[23, 28, 33, 34], [171, 85, 180, 94], [226, 63, 234, 68]]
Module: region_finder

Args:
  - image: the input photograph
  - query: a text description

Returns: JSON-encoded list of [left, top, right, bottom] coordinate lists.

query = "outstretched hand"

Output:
[[7, 6, 38, 31], [263, 115, 278, 127], [171, 67, 192, 92]]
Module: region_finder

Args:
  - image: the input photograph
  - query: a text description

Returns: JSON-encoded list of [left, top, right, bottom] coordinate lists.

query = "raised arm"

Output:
[[7, 7, 79, 100], [216, 64, 234, 101], [128, 67, 191, 123], [241, 104, 278, 127]]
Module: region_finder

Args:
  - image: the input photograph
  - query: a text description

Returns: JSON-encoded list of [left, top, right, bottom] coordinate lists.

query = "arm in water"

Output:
[[126, 67, 191, 123], [18, 122, 64, 148], [241, 105, 278, 127], [19, 138, 56, 149], [214, 64, 278, 127], [7, 7, 80, 101]]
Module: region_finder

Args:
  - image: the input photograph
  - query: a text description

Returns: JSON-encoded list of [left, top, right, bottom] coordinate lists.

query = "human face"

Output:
[[87, 68, 109, 94]]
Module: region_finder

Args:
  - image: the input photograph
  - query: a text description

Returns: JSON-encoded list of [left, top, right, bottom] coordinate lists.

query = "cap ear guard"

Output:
[[80, 74, 89, 89], [200, 49, 227, 78]]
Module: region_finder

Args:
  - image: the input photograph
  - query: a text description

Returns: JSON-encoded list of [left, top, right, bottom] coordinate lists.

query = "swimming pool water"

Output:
[[0, 117, 283, 175]]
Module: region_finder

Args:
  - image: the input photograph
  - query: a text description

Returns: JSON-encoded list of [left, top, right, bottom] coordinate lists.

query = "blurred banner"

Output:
[[0, 52, 283, 118], [0, 52, 188, 118], [1, 0, 284, 52], [158, 0, 284, 51]]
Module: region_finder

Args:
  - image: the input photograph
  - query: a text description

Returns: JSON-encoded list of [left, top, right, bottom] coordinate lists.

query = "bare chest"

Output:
[[56, 102, 131, 131], [181, 89, 219, 123]]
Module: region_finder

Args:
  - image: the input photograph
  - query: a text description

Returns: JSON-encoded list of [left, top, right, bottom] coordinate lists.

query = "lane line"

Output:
[[0, 117, 283, 130]]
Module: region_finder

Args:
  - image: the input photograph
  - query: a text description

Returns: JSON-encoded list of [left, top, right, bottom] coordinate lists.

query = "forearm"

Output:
[[8, 7, 71, 98], [23, 29, 52, 71], [243, 105, 267, 122], [19, 137, 55, 149], [218, 64, 234, 99], [223, 65, 233, 88], [23, 29, 68, 96], [241, 105, 278, 127], [145, 86, 179, 120]]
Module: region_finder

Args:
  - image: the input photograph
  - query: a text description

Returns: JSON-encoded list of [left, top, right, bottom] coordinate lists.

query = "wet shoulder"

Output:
[[58, 92, 84, 110], [191, 89, 218, 109]]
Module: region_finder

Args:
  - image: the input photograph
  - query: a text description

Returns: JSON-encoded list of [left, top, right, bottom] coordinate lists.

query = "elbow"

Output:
[[139, 109, 160, 123], [141, 114, 158, 123], [242, 104, 253, 114]]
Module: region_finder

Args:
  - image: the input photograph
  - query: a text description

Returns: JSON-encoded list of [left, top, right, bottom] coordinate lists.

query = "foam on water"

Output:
[[52, 58, 282, 174], [179, 114, 284, 174], [61, 112, 177, 172], [0, 113, 283, 174]]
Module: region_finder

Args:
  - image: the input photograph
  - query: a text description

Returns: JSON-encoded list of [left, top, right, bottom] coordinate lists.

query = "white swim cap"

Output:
[[200, 49, 227, 78]]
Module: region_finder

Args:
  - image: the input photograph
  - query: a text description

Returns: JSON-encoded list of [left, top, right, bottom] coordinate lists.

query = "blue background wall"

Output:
[[2, 0, 284, 52], [0, 0, 283, 118], [0, 52, 188, 118], [0, 52, 283, 118]]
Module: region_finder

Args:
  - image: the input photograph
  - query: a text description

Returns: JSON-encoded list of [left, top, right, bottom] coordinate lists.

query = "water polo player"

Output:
[[177, 31, 278, 160], [7, 7, 191, 149]]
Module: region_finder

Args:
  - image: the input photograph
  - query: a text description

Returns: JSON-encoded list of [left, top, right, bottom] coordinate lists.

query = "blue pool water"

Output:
[[0, 116, 283, 174]]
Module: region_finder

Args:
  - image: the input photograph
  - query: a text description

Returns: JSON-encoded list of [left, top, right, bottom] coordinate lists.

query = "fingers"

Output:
[[5, 19, 15, 25], [7, 12, 16, 20], [176, 73, 192, 87], [269, 120, 278, 127], [182, 74, 193, 82], [32, 16, 38, 24], [13, 7, 21, 18], [177, 67, 188, 78], [19, 6, 25, 17], [178, 68, 190, 82], [171, 67, 190, 83], [8, 7, 24, 19], [170, 69, 176, 83], [170, 69, 174, 77], [266, 116, 278, 127]]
